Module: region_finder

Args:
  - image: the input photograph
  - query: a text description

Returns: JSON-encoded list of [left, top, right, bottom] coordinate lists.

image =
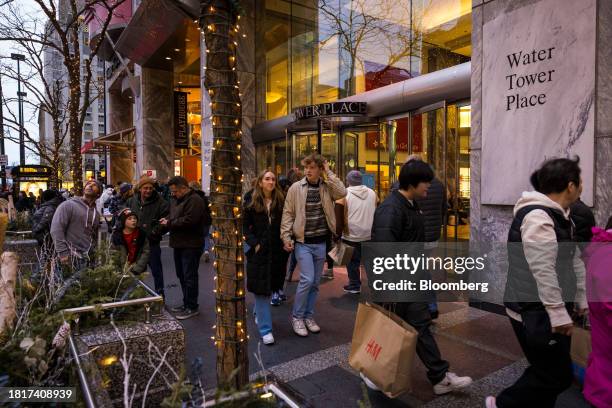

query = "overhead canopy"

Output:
[[253, 62, 471, 143], [112, 0, 198, 68], [81, 127, 135, 154]]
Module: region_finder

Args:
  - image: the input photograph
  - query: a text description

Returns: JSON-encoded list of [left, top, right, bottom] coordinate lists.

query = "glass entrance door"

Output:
[[409, 103, 471, 241], [292, 131, 338, 173]]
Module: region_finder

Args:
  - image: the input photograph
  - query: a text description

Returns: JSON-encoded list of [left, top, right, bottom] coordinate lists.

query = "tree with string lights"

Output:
[[200, 0, 249, 389], [0, 0, 127, 194]]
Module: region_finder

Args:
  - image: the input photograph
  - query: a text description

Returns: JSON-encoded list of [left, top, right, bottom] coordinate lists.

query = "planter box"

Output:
[[75, 309, 185, 407]]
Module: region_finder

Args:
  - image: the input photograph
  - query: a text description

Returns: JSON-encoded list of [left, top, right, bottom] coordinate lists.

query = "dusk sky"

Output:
[[1, 0, 44, 166]]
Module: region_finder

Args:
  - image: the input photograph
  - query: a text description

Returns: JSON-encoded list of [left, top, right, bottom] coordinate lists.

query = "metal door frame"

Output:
[[407, 101, 448, 239]]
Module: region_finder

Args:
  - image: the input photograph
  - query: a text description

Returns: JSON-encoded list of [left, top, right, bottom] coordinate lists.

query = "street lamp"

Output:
[[10, 53, 26, 166], [0, 71, 6, 189]]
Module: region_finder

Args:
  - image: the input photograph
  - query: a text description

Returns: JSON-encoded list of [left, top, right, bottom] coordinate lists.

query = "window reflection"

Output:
[[261, 0, 472, 120]]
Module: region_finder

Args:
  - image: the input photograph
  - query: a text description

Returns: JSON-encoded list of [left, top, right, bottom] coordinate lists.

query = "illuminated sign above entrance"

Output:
[[293, 102, 367, 120]]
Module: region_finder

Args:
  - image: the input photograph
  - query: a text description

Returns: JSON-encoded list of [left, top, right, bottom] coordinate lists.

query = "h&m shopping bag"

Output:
[[348, 302, 418, 398], [570, 325, 592, 384], [328, 241, 354, 266]]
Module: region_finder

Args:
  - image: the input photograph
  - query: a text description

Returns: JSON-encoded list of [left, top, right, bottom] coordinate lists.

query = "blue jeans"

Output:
[[343, 240, 362, 287], [292, 242, 326, 319], [173, 248, 202, 310], [203, 225, 212, 252], [148, 241, 164, 296], [254, 295, 272, 336]]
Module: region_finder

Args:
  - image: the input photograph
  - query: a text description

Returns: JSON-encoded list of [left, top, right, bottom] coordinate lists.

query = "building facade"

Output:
[[39, 1, 107, 189], [96, 0, 612, 307]]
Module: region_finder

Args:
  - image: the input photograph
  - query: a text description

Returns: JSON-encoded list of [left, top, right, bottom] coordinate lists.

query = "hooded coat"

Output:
[[583, 227, 612, 408], [50, 197, 100, 259], [504, 191, 587, 328], [31, 196, 63, 245], [125, 190, 170, 243], [111, 223, 150, 275], [338, 185, 377, 242], [243, 201, 288, 295]]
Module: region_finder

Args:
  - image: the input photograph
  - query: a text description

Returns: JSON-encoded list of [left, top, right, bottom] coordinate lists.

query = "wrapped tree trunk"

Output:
[[1, 213, 17, 340], [0, 252, 18, 339], [200, 0, 249, 388]]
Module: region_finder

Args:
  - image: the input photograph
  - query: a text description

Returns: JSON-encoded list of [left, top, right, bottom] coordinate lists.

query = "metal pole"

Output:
[[317, 119, 323, 154], [103, 61, 109, 185], [16, 59, 24, 166], [0, 72, 6, 189], [67, 335, 97, 408]]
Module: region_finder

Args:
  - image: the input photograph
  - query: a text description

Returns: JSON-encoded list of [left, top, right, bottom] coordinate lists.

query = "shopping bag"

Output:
[[570, 325, 591, 384], [328, 241, 354, 266], [349, 302, 418, 398]]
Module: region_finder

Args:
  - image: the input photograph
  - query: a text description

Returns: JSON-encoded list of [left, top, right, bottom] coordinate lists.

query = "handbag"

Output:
[[328, 241, 354, 266], [349, 302, 418, 398]]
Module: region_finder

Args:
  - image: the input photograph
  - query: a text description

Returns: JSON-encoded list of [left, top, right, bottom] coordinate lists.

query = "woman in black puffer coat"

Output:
[[243, 170, 288, 345]]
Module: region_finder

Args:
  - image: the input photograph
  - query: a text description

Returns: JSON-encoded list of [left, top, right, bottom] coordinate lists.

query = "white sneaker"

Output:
[[262, 333, 275, 345], [359, 372, 380, 391], [433, 372, 473, 395], [304, 318, 321, 333], [485, 396, 497, 408], [292, 318, 308, 337]]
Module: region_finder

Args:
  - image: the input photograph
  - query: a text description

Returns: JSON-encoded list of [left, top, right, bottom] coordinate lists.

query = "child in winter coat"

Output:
[[583, 216, 612, 408], [111, 209, 150, 275]]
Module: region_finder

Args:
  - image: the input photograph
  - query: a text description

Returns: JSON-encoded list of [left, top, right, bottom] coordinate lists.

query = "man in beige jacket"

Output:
[[281, 153, 346, 337]]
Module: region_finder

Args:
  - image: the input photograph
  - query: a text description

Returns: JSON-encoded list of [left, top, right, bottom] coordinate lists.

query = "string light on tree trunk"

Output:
[[201, 0, 249, 388]]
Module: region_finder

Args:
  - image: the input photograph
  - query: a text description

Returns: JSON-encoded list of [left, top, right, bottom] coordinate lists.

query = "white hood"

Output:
[[513, 191, 570, 220], [347, 185, 371, 200]]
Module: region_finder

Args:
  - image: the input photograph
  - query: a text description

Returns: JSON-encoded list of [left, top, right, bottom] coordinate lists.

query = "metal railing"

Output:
[[64, 280, 163, 408]]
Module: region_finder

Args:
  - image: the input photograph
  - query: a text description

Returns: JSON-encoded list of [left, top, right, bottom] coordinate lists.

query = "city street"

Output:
[[147, 239, 590, 408]]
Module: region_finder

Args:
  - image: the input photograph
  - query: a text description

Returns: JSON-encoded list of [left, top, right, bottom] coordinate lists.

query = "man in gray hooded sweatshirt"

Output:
[[51, 180, 102, 265], [334, 170, 377, 294]]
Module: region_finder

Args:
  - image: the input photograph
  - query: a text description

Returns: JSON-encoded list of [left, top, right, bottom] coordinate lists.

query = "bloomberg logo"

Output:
[[294, 102, 367, 120]]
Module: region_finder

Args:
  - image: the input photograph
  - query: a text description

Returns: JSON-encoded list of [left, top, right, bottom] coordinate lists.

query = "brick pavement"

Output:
[[149, 242, 590, 408]]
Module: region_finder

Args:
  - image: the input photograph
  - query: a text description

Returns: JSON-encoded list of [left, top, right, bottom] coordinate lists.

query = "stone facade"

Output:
[[135, 66, 175, 183], [470, 0, 612, 305], [76, 310, 185, 407]]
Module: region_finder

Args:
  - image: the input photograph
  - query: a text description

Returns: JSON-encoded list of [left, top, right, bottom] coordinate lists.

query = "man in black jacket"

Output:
[[160, 176, 206, 320], [126, 176, 170, 297], [570, 198, 595, 250], [369, 160, 472, 396], [31, 189, 63, 247]]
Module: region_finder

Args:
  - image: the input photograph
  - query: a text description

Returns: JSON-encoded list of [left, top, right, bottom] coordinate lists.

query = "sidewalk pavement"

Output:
[[147, 242, 590, 408]]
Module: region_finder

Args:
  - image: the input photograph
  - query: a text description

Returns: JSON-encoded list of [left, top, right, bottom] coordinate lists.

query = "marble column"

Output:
[[135, 66, 174, 183], [237, 0, 258, 190], [470, 0, 612, 307], [108, 91, 134, 184]]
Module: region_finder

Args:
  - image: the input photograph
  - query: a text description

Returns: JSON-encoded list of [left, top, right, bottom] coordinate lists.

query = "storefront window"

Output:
[[261, 0, 471, 120], [174, 86, 202, 182], [256, 139, 292, 177]]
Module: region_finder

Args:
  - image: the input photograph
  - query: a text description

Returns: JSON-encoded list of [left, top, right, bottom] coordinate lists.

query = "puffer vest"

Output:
[[504, 205, 576, 313]]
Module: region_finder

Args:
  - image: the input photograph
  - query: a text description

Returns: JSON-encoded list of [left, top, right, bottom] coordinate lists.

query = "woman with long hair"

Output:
[[243, 170, 289, 345]]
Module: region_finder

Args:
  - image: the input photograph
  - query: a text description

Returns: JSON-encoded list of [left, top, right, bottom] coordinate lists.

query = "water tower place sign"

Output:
[[294, 102, 367, 120], [481, 0, 595, 205]]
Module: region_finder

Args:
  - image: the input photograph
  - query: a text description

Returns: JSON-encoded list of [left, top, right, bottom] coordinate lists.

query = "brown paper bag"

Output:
[[571, 326, 592, 368], [328, 241, 354, 266], [349, 302, 418, 398]]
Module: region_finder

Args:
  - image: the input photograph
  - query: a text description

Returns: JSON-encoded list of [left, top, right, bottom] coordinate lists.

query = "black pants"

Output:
[[173, 247, 203, 310], [148, 241, 164, 296], [385, 302, 449, 385], [496, 317, 573, 408]]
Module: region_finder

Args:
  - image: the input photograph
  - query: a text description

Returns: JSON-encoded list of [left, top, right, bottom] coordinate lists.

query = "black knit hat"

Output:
[[118, 209, 139, 229]]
